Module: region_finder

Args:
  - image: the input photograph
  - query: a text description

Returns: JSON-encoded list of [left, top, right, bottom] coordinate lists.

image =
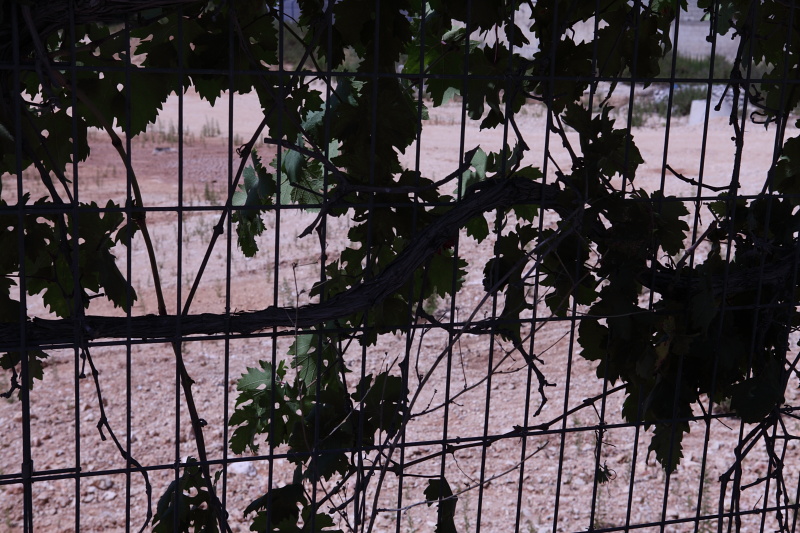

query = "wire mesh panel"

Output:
[[1, 1, 800, 532]]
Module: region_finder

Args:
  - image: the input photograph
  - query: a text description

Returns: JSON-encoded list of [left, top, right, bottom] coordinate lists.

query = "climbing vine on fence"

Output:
[[2, 0, 800, 531]]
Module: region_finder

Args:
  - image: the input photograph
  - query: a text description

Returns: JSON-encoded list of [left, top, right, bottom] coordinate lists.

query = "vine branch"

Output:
[[3, 175, 560, 348]]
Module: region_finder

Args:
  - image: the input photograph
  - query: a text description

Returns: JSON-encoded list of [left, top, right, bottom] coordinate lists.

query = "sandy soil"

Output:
[[1, 91, 798, 533]]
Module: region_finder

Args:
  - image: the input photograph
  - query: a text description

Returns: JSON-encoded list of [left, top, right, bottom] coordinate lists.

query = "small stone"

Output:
[[227, 461, 257, 477], [102, 491, 117, 501]]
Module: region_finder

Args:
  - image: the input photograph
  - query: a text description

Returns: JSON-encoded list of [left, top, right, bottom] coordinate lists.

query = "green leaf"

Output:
[[428, 251, 466, 298], [283, 141, 305, 186], [233, 151, 276, 256], [465, 215, 489, 242], [236, 360, 281, 393], [689, 281, 717, 335], [730, 358, 785, 423], [229, 361, 303, 454], [353, 371, 408, 438], [289, 333, 318, 387], [0, 351, 48, 393], [424, 478, 458, 533], [651, 191, 690, 256], [244, 484, 307, 531], [153, 457, 219, 533], [299, 508, 344, 533], [461, 146, 487, 190], [539, 229, 595, 317], [647, 421, 689, 474], [404, 27, 479, 107], [773, 134, 800, 201]]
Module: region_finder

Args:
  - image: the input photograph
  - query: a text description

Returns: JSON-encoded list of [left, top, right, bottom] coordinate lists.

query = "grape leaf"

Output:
[[229, 361, 305, 454], [730, 358, 785, 423], [424, 477, 459, 533], [0, 350, 48, 393], [647, 421, 689, 474]]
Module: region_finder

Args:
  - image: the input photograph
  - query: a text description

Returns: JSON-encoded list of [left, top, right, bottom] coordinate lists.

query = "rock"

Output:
[[95, 478, 114, 490], [102, 491, 117, 501], [227, 461, 257, 477]]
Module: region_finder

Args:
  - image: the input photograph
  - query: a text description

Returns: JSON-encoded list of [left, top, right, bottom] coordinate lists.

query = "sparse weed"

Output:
[[204, 182, 220, 204], [201, 116, 221, 137], [423, 293, 439, 316]]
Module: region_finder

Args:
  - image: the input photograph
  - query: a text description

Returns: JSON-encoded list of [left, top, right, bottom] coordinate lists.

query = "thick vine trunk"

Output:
[[2, 172, 791, 351], [2, 176, 560, 349]]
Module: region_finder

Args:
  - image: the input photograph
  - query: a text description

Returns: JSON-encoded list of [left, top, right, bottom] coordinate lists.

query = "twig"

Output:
[[666, 164, 730, 193], [675, 220, 718, 270], [80, 345, 153, 532], [376, 441, 548, 514], [363, 209, 584, 533]]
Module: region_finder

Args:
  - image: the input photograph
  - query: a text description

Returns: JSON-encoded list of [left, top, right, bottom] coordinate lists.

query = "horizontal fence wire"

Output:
[[1, 1, 800, 533]]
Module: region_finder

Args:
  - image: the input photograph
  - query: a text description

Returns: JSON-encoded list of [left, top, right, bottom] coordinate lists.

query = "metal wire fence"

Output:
[[1, 1, 800, 532]]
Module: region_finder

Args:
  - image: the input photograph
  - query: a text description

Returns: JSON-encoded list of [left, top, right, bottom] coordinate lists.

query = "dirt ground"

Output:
[[1, 90, 799, 532]]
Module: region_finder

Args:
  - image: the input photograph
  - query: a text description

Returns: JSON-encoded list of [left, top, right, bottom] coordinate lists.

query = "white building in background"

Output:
[[674, 2, 740, 61]]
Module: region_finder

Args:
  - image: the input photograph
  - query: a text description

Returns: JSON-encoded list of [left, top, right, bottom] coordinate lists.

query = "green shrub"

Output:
[[659, 84, 708, 116], [658, 53, 733, 81]]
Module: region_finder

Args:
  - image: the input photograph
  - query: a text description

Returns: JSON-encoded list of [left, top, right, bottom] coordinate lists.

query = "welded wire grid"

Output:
[[1, 2, 800, 533]]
